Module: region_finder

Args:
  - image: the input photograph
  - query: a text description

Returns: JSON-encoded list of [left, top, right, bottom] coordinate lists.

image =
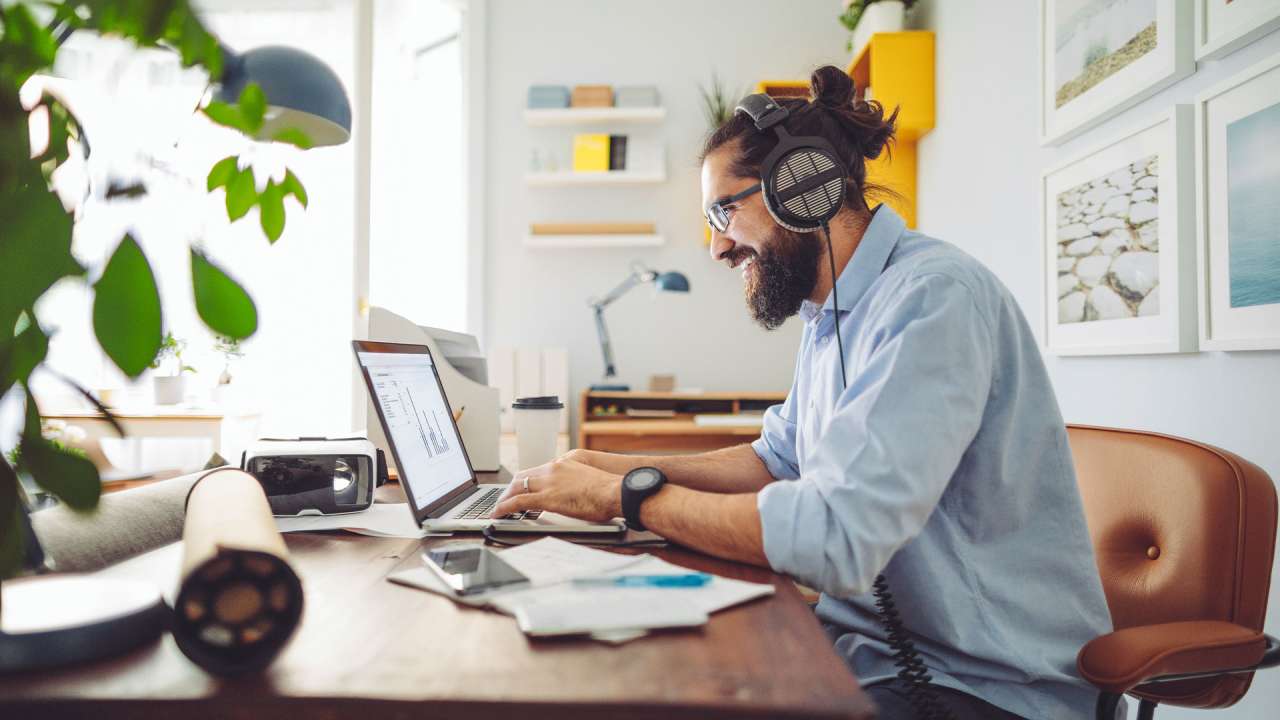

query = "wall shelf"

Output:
[[525, 169, 666, 187], [524, 107, 666, 126], [523, 234, 664, 248]]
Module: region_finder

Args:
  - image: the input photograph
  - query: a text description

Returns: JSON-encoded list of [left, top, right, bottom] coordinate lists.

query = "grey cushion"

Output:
[[30, 471, 204, 573]]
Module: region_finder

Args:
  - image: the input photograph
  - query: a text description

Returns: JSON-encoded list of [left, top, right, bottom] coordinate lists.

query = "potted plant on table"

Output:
[[839, 0, 917, 55], [150, 333, 196, 405]]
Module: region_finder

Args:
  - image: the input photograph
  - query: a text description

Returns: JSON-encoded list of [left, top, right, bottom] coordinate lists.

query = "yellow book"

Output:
[[572, 134, 610, 173]]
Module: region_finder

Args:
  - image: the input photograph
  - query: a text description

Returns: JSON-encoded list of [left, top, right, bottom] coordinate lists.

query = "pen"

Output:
[[571, 573, 712, 588]]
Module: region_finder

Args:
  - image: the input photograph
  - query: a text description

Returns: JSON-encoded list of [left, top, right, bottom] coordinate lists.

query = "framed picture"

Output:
[[1042, 106, 1197, 355], [1195, 52, 1280, 351], [1040, 0, 1194, 145], [1194, 0, 1280, 61]]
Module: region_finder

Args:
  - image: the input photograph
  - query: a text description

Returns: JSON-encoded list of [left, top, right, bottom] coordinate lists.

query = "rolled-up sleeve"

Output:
[[757, 272, 995, 597], [752, 390, 800, 480]]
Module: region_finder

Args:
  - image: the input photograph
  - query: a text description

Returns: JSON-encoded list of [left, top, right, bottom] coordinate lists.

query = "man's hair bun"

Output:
[[701, 64, 900, 213], [810, 65, 854, 108]]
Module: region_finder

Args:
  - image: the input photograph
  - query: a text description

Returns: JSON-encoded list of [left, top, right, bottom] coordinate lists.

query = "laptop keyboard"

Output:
[[456, 488, 542, 521]]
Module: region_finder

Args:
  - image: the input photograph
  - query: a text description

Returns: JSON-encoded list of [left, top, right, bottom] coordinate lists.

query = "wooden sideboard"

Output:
[[578, 390, 786, 454]]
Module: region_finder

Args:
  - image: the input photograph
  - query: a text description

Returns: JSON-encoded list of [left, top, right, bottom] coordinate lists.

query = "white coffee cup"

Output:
[[512, 396, 564, 470]]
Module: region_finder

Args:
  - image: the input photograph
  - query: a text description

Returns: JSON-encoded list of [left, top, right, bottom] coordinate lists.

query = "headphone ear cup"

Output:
[[761, 144, 848, 233]]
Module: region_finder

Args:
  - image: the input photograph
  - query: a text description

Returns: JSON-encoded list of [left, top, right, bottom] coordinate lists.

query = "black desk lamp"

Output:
[[588, 261, 690, 391]]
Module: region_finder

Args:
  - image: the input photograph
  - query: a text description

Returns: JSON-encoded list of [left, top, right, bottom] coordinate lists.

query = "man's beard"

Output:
[[735, 225, 822, 330]]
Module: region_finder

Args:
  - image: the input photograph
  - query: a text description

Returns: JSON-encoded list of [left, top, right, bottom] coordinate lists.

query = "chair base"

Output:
[[1097, 693, 1159, 719]]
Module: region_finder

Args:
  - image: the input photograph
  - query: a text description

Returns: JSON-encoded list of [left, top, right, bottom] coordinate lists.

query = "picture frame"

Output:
[[1040, 0, 1194, 145], [1042, 106, 1197, 355], [1195, 51, 1280, 351], [1194, 0, 1280, 61]]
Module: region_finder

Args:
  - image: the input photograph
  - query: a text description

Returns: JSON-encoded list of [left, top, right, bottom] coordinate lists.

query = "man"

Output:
[[493, 66, 1113, 719]]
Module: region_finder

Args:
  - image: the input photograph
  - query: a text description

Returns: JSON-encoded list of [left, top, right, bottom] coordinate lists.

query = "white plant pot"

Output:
[[852, 1, 906, 58], [153, 375, 185, 405]]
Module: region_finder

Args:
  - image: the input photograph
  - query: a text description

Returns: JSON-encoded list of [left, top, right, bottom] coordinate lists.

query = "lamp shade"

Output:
[[215, 46, 352, 147], [655, 271, 690, 293]]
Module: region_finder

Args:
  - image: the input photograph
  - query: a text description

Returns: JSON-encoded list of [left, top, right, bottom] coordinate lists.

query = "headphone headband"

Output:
[[735, 93, 790, 131]]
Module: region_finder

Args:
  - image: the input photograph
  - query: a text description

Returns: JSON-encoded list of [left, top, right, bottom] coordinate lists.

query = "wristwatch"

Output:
[[621, 467, 666, 532]]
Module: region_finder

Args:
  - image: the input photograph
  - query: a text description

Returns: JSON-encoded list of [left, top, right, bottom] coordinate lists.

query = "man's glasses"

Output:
[[705, 184, 762, 233]]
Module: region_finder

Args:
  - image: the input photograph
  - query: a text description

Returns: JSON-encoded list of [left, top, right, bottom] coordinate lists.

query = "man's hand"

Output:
[[491, 458, 622, 523]]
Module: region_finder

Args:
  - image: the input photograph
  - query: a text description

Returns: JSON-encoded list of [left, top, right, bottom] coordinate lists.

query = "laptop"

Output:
[[353, 340, 625, 535]]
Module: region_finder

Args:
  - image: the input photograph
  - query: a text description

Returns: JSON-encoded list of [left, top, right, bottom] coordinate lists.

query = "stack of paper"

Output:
[[388, 537, 774, 643]]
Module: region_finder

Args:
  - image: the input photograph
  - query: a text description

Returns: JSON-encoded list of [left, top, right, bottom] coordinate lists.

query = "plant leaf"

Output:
[[238, 82, 266, 134], [225, 165, 256, 221], [0, 179, 84, 333], [258, 179, 285, 243], [207, 155, 238, 191], [0, 486, 23, 580], [281, 169, 308, 208], [191, 250, 258, 339], [21, 387, 100, 512], [202, 100, 246, 133], [272, 127, 313, 150], [0, 319, 48, 400], [93, 234, 163, 378]]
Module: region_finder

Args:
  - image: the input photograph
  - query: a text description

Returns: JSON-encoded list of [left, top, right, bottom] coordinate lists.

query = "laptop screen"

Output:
[[357, 350, 472, 510]]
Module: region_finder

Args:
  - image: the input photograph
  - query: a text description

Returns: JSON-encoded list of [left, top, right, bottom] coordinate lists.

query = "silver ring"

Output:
[[522, 476, 530, 494]]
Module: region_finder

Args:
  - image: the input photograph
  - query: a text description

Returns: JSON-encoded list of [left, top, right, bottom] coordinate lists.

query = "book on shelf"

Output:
[[572, 133, 610, 172], [608, 135, 627, 170], [530, 222, 656, 235], [624, 408, 676, 418]]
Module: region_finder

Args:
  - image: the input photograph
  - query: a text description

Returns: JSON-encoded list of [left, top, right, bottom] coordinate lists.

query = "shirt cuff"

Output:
[[756, 478, 825, 582], [751, 436, 795, 481]]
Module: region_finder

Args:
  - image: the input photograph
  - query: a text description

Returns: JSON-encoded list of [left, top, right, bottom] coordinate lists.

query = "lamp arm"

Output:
[[593, 305, 617, 379], [593, 270, 648, 309]]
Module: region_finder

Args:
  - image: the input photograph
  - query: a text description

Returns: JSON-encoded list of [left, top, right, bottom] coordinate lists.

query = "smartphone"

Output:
[[421, 544, 529, 596]]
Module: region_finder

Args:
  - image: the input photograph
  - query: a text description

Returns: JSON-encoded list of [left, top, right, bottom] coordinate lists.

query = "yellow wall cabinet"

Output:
[[847, 31, 936, 228]]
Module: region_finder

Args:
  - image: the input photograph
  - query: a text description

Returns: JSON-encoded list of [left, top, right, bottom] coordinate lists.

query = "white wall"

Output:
[[483, 0, 849, 427], [914, 2, 1280, 717]]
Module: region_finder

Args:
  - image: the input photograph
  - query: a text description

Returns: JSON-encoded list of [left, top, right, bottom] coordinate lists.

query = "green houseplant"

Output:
[[839, 0, 917, 53], [149, 332, 196, 405], [0, 1, 319, 580]]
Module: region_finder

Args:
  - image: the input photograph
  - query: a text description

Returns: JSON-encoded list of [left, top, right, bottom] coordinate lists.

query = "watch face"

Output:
[[626, 468, 661, 491]]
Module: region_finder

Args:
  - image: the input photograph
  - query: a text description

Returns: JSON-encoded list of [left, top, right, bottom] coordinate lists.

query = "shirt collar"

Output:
[[799, 204, 907, 323]]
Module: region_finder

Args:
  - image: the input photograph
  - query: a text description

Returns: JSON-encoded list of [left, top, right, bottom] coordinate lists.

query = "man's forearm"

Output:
[[573, 443, 775, 493], [636, 485, 768, 567]]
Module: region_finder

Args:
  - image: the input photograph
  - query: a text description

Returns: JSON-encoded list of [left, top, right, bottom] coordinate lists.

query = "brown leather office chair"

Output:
[[1068, 425, 1280, 719]]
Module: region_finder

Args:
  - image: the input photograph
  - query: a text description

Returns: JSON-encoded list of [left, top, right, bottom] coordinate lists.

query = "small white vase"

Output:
[[852, 1, 906, 58], [153, 375, 185, 405]]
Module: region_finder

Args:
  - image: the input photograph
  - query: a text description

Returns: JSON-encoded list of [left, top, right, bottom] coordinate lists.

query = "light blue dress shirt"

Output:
[[753, 205, 1114, 719]]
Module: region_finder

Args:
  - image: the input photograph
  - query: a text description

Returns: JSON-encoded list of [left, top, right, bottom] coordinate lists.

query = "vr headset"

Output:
[[241, 437, 389, 517]]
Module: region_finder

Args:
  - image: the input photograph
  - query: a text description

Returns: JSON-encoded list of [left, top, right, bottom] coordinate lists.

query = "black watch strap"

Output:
[[621, 467, 666, 532]]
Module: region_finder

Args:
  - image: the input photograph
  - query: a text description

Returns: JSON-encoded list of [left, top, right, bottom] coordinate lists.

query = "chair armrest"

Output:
[[1078, 620, 1267, 693]]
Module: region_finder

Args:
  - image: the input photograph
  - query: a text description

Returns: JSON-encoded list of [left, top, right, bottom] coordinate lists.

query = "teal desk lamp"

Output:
[[588, 261, 690, 392], [215, 45, 352, 147]]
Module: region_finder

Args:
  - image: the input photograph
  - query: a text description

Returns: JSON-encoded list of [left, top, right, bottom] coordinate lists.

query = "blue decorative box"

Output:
[[527, 85, 570, 109]]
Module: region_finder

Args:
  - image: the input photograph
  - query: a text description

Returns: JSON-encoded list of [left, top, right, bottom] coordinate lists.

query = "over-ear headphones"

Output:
[[734, 93, 849, 233]]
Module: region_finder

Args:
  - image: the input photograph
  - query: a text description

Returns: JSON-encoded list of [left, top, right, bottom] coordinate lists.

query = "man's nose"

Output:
[[709, 230, 735, 263]]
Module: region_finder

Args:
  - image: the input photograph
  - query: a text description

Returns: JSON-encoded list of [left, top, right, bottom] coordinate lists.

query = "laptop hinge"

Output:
[[426, 481, 481, 520]]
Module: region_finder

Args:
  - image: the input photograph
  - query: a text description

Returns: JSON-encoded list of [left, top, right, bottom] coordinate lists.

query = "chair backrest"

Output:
[[1067, 424, 1277, 708]]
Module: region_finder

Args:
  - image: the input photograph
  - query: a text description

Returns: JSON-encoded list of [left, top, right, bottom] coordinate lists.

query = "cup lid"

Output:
[[513, 395, 563, 409]]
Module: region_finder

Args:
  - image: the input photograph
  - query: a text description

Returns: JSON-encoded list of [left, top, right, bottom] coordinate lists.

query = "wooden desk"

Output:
[[0, 474, 872, 720], [580, 390, 786, 454]]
